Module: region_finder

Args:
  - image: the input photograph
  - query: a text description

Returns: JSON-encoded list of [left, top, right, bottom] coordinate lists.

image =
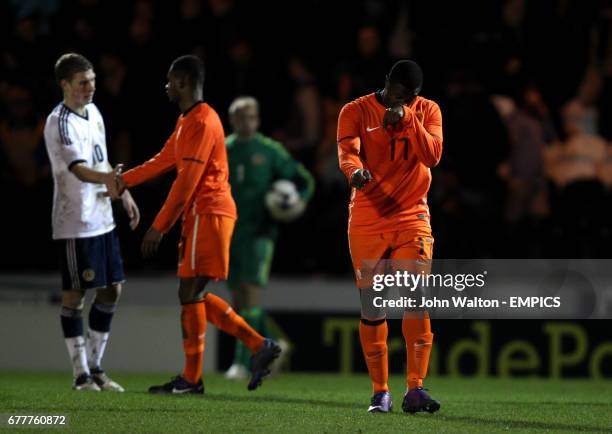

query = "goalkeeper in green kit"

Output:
[[225, 96, 315, 379]]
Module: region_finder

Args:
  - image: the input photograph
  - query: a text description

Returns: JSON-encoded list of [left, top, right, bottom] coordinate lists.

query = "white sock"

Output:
[[64, 336, 89, 378], [86, 329, 109, 370]]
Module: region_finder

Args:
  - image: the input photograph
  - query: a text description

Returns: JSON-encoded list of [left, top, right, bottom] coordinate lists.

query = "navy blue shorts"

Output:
[[58, 229, 125, 291]]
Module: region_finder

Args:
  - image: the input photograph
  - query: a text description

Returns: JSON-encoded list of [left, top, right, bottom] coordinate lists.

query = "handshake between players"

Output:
[[103, 166, 162, 258], [102, 164, 127, 200]]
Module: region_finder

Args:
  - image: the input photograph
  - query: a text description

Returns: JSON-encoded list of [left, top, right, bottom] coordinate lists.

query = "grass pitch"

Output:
[[1, 372, 611, 433]]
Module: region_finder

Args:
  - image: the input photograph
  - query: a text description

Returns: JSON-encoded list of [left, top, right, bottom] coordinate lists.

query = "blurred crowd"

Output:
[[1, 0, 611, 273]]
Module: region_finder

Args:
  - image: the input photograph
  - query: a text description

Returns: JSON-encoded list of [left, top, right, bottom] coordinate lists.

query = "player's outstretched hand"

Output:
[[383, 105, 404, 127], [351, 168, 372, 189], [121, 190, 140, 230], [142, 227, 163, 258], [102, 164, 124, 200], [115, 174, 128, 196]]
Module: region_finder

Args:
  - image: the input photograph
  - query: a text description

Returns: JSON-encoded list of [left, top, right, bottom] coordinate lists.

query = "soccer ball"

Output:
[[265, 179, 306, 222]]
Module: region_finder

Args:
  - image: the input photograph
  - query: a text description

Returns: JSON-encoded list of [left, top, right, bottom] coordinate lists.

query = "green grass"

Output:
[[1, 372, 611, 433]]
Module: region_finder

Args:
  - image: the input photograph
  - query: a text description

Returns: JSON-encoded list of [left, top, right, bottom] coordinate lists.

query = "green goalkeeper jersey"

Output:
[[226, 132, 315, 238]]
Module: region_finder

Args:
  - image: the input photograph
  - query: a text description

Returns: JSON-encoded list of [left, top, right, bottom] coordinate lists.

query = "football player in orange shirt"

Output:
[[117, 55, 280, 394], [337, 60, 442, 413]]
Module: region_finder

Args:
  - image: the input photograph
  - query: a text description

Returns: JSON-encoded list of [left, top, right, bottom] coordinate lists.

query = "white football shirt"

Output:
[[44, 103, 115, 239]]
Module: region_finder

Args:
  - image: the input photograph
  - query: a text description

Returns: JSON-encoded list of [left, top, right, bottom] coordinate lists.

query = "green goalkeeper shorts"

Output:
[[228, 236, 275, 290]]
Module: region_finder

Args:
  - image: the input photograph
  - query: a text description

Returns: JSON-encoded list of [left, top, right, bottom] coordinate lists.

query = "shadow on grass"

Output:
[[6, 391, 360, 413], [7, 393, 609, 432], [437, 414, 606, 433], [458, 399, 612, 408]]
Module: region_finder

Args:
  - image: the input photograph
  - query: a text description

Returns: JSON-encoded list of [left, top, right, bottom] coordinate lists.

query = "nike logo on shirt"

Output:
[[366, 126, 381, 132]]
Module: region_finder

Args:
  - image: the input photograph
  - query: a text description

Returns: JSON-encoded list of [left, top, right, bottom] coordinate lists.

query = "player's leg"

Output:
[[225, 236, 253, 379], [88, 283, 124, 391], [188, 216, 265, 355], [85, 229, 126, 391], [58, 238, 99, 391], [178, 276, 208, 386], [391, 230, 440, 413], [227, 236, 276, 379], [172, 214, 279, 391], [148, 214, 209, 395], [149, 276, 207, 394], [226, 281, 260, 379], [349, 232, 393, 412], [246, 237, 290, 358], [61, 289, 98, 390], [203, 291, 280, 390], [194, 215, 279, 390]]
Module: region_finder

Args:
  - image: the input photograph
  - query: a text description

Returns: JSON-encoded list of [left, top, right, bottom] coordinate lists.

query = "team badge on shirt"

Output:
[[252, 154, 266, 166], [82, 269, 96, 282]]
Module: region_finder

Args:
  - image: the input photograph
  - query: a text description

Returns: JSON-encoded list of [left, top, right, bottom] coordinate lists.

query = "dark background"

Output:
[[1, 0, 611, 276], [220, 316, 612, 376]]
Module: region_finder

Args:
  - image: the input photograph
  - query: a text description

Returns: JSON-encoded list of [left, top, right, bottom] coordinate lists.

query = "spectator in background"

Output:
[[92, 51, 144, 267], [545, 93, 607, 257], [0, 84, 47, 188], [432, 68, 509, 258], [561, 67, 603, 137], [175, 0, 206, 57], [51, 0, 110, 61], [311, 98, 350, 273], [0, 82, 51, 267], [213, 39, 264, 118], [387, 2, 413, 59], [95, 53, 133, 165], [337, 25, 390, 101], [1, 0, 611, 271], [600, 143, 612, 257], [121, 0, 170, 165], [275, 56, 321, 164], [491, 93, 548, 257], [201, 0, 250, 110], [1, 11, 49, 92], [590, 1, 612, 141], [522, 82, 558, 144]]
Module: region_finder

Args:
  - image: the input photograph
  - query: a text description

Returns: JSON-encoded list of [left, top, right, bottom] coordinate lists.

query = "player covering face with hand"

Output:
[[337, 60, 442, 413], [115, 55, 281, 394]]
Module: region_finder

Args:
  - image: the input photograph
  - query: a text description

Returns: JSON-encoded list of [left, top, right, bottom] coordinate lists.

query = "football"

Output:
[[265, 179, 306, 222]]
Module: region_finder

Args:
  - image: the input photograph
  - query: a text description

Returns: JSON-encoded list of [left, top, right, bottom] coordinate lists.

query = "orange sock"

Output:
[[204, 293, 264, 353], [359, 319, 389, 393], [402, 311, 434, 390], [181, 301, 206, 384]]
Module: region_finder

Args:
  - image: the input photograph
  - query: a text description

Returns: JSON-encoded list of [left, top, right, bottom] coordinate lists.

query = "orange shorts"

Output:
[[349, 227, 434, 289], [177, 213, 235, 279]]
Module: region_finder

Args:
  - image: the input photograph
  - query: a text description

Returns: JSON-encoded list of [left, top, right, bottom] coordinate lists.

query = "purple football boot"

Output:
[[368, 391, 393, 413], [402, 387, 440, 414], [248, 338, 281, 391]]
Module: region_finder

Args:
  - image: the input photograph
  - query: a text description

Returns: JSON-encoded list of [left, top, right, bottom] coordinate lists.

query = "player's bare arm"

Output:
[[121, 190, 140, 230], [115, 174, 128, 196], [71, 163, 124, 199]]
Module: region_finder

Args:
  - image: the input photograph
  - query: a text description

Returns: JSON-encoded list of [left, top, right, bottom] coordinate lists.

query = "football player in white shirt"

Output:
[[44, 53, 139, 392]]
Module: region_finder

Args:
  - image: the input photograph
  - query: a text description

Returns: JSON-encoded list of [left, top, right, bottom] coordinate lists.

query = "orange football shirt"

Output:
[[123, 102, 237, 234], [337, 93, 443, 235]]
